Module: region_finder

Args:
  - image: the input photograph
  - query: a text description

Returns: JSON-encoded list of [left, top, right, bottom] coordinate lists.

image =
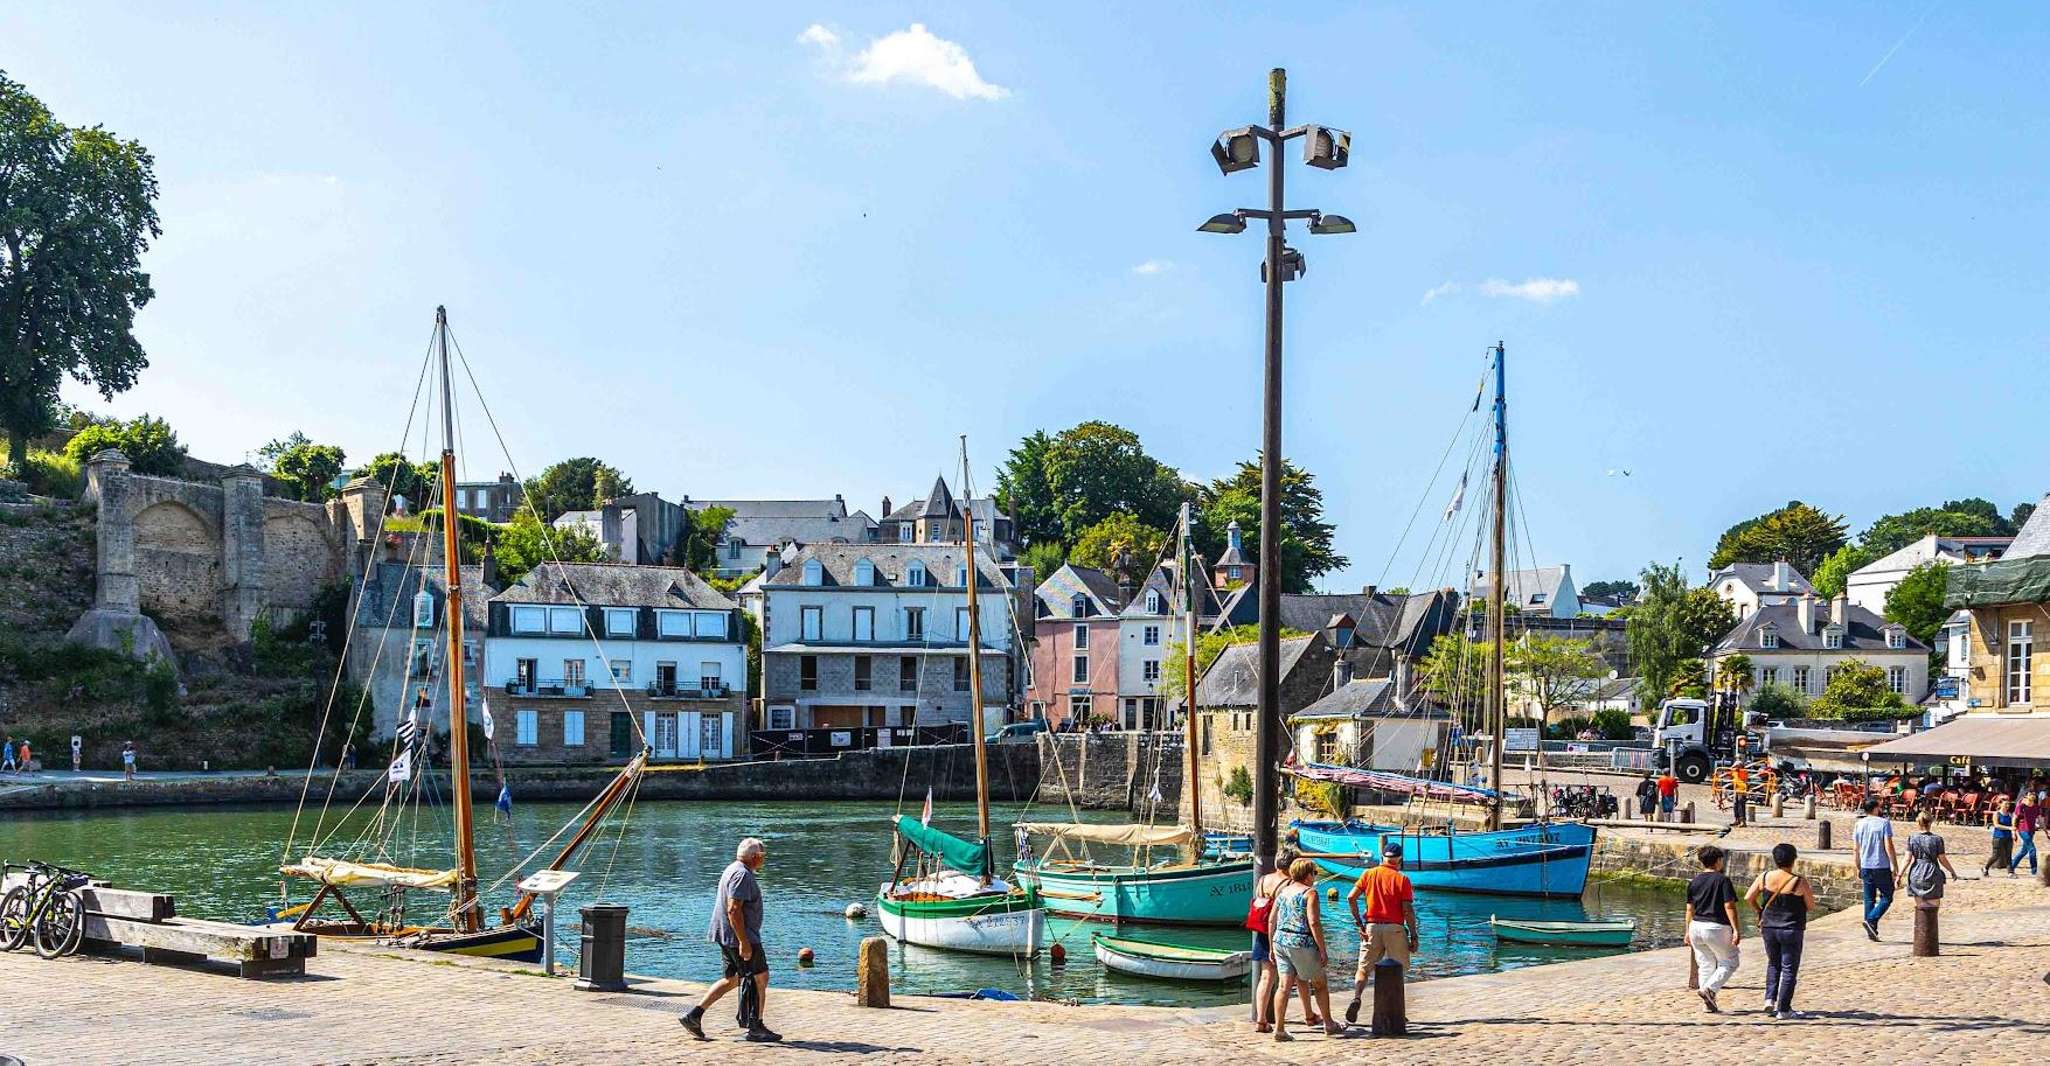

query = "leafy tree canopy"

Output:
[[1861, 501, 2012, 558], [262, 432, 346, 502], [1748, 683, 1808, 721], [355, 451, 437, 511], [1809, 660, 1906, 720], [1883, 560, 1950, 648], [524, 457, 633, 523], [1018, 540, 1066, 587], [2014, 501, 2037, 532], [1195, 456, 1347, 594], [1067, 511, 1166, 590], [666, 505, 735, 572], [493, 510, 611, 586], [1809, 543, 1874, 600], [994, 430, 1061, 549], [1039, 421, 1186, 544], [1707, 501, 1847, 575], [0, 71, 161, 468], [61, 413, 184, 476], [1579, 579, 1640, 602], [1628, 562, 1734, 703]]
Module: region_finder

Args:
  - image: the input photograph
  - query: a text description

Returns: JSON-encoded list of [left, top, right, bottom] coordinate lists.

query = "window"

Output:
[[1143, 660, 1161, 684], [853, 606, 875, 642], [854, 656, 872, 691], [953, 658, 970, 691], [1531, 592, 1548, 606], [605, 608, 636, 636], [516, 658, 537, 690], [1146, 590, 1163, 614], [1071, 593, 1090, 618], [1071, 653, 1088, 685], [694, 612, 726, 639], [411, 638, 437, 680], [1793, 665, 1810, 693], [1823, 627, 1843, 650], [1886, 627, 1907, 650], [900, 656, 918, 690], [1757, 666, 1778, 688], [957, 607, 973, 640], [2009, 621, 2034, 705], [769, 706, 795, 729], [1887, 666, 1908, 695], [1073, 623, 1089, 649], [563, 659, 585, 687], [802, 559, 823, 586], [955, 566, 969, 587], [1758, 623, 1779, 650], [854, 560, 876, 587], [701, 660, 722, 684], [1144, 625, 1161, 646], [727, 539, 741, 560], [563, 710, 586, 747], [1068, 694, 1091, 723], [658, 610, 689, 637], [1825, 666, 1842, 689], [898, 522, 915, 543], [1202, 716, 1213, 755], [657, 661, 677, 691], [800, 655, 818, 691], [515, 709, 537, 746], [898, 706, 916, 726], [1315, 730, 1337, 763], [512, 606, 546, 634], [548, 606, 583, 634], [906, 560, 927, 587], [609, 659, 631, 682], [904, 607, 925, 640], [800, 606, 823, 641], [413, 589, 435, 628]]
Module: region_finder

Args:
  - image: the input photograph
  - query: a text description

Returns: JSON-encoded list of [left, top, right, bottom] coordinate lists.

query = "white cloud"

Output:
[[799, 22, 1010, 101], [1132, 259, 1175, 276], [1477, 277, 1581, 303], [1420, 281, 1460, 305]]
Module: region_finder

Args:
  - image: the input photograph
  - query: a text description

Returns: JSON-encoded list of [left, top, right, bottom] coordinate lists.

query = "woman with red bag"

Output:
[[1248, 847, 1298, 1033]]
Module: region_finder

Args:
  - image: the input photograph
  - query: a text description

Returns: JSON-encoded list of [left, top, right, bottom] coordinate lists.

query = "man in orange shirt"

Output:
[[1342, 842, 1419, 1025]]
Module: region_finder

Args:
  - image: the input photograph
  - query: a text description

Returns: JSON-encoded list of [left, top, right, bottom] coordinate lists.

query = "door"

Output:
[[681, 711, 703, 759], [516, 659, 537, 692], [609, 712, 633, 758], [700, 714, 724, 758], [651, 713, 678, 758]]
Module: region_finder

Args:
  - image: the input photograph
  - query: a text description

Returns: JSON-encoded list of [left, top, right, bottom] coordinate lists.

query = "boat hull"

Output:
[[1489, 916, 1635, 947], [1014, 858, 1254, 925], [1292, 820, 1597, 898], [875, 888, 1046, 956], [276, 920, 544, 963], [1092, 933, 1251, 982]]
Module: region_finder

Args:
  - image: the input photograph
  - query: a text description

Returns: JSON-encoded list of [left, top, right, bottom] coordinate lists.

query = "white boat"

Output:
[[1092, 933, 1251, 982], [875, 873, 1047, 956]]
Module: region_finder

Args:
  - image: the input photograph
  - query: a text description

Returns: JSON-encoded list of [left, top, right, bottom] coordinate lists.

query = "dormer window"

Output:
[[853, 559, 876, 587], [1071, 593, 1090, 618], [1886, 626, 1906, 650], [906, 560, 927, 587], [802, 559, 823, 586], [1823, 626, 1843, 650], [898, 522, 914, 543], [1146, 590, 1164, 614], [1530, 592, 1547, 606], [955, 566, 969, 587], [412, 588, 435, 629], [1758, 623, 1779, 650]]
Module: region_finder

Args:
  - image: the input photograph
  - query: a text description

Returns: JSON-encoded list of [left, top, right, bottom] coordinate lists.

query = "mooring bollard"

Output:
[[1803, 794, 1817, 820], [1913, 901, 1940, 957], [1370, 958, 1406, 1036], [1682, 801, 1696, 825], [1771, 793, 1785, 819], [573, 904, 629, 992], [856, 935, 890, 1008], [1817, 819, 1833, 850]]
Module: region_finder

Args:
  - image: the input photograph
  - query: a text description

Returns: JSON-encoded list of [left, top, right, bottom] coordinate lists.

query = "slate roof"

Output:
[[1033, 564, 1126, 619], [1706, 562, 1815, 597], [688, 497, 878, 549], [1120, 560, 1227, 619], [1467, 565, 1570, 610], [1193, 634, 1320, 708], [1714, 600, 1924, 654], [762, 542, 1009, 589], [882, 477, 1009, 526], [2007, 492, 2050, 559], [1273, 588, 1457, 653], [1214, 522, 1248, 567], [1293, 678, 1448, 720], [355, 561, 491, 631], [492, 561, 737, 611]]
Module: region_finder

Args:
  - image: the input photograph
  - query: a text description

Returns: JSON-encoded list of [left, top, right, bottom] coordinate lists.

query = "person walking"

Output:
[[1983, 796, 2017, 877], [2013, 791, 2043, 876], [69, 735, 81, 774], [1343, 842, 1419, 1026], [1852, 797, 1899, 940], [1636, 774, 1660, 821], [1729, 762, 1751, 827], [0, 735, 15, 774], [1269, 858, 1346, 1042], [681, 838, 779, 1043], [1657, 769, 1680, 822], [1905, 813, 1959, 923], [1248, 848, 1295, 1034], [1744, 843, 1816, 1019], [1685, 845, 1741, 1013], [121, 741, 137, 782]]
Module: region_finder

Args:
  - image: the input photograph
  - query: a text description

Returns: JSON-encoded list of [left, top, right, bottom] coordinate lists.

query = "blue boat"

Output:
[[1291, 820, 1596, 898]]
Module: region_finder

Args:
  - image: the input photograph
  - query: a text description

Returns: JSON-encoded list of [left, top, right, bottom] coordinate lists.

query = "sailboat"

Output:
[[1288, 342, 1596, 899], [1012, 503, 1255, 925], [875, 440, 1046, 956], [274, 307, 649, 960]]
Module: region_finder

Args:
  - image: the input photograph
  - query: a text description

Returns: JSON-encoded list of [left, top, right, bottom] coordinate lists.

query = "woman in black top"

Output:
[[1745, 842, 1817, 1019]]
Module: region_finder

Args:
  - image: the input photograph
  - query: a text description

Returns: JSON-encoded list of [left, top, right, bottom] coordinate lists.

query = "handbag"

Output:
[[1243, 876, 1275, 933]]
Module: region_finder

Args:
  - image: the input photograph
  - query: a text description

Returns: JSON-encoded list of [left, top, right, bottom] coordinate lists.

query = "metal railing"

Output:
[[503, 679, 592, 698]]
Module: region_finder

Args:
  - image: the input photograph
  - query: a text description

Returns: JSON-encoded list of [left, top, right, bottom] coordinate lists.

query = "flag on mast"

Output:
[[480, 694, 495, 741], [1443, 471, 1468, 522], [920, 787, 934, 827]]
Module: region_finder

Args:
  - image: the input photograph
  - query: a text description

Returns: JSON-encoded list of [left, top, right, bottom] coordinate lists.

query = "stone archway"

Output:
[[134, 499, 221, 626]]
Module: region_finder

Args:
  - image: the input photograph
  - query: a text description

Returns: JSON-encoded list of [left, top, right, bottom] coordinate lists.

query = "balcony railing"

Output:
[[647, 680, 733, 700], [504, 679, 592, 698]]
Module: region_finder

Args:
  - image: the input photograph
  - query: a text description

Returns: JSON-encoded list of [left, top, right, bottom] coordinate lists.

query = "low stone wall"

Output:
[[1591, 833, 1863, 910], [1034, 732, 1184, 815]]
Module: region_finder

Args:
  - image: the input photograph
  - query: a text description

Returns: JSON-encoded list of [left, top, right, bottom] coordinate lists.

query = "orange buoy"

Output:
[[1049, 942, 1067, 965], [797, 947, 815, 967]]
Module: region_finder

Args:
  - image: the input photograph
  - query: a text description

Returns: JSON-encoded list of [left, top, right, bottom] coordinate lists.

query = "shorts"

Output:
[[1274, 942, 1322, 981], [1250, 931, 1271, 963], [1356, 923, 1411, 972], [720, 939, 767, 979], [1660, 796, 1676, 812]]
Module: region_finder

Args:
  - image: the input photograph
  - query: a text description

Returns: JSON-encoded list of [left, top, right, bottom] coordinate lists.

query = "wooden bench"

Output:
[[3, 876, 315, 979]]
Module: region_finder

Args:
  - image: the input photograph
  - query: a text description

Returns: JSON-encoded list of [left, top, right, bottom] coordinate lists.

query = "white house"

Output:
[[1847, 534, 2013, 616], [1468, 564, 1580, 619], [1709, 592, 1929, 706], [1115, 559, 1226, 730], [684, 495, 879, 579], [1707, 561, 1814, 620]]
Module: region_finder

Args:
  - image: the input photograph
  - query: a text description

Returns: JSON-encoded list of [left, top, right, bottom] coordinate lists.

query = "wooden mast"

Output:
[[959, 437, 993, 876], [435, 306, 481, 931], [1486, 341, 1508, 831], [1180, 502, 1202, 840]]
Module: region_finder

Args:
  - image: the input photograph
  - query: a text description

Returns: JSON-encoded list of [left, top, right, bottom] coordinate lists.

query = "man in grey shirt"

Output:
[[682, 837, 780, 1042]]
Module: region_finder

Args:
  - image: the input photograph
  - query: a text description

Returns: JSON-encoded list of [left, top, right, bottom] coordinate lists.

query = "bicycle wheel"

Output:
[[34, 889, 85, 959], [0, 887, 32, 952]]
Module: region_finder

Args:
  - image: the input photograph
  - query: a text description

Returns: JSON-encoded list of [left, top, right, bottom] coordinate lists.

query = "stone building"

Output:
[[1175, 632, 1337, 832], [348, 547, 494, 742], [1709, 591, 1928, 704], [453, 473, 523, 523]]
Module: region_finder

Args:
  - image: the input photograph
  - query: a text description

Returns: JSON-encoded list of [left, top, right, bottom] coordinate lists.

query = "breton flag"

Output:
[[495, 783, 513, 816], [387, 749, 412, 783], [920, 787, 934, 827], [1443, 471, 1468, 522], [480, 694, 495, 741]]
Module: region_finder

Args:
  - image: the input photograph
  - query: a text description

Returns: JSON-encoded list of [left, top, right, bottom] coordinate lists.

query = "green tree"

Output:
[[1715, 652, 1755, 700], [1019, 540, 1066, 585], [1506, 634, 1609, 733], [1749, 683, 1807, 721], [1589, 708, 1634, 740], [1158, 624, 1308, 703], [1040, 421, 1186, 543], [1195, 457, 1347, 594], [1415, 633, 1490, 708], [1068, 511, 1167, 589], [667, 505, 735, 572], [1861, 503, 2009, 558], [1627, 562, 1735, 703], [1810, 543, 1875, 600], [355, 451, 437, 511], [2012, 501, 2036, 532], [523, 457, 632, 522], [1810, 660, 1906, 720], [1883, 560, 1950, 648], [493, 510, 610, 585], [0, 72, 161, 469], [61, 413, 184, 476], [267, 435, 346, 502], [1579, 579, 1640, 602], [994, 430, 1062, 549], [1707, 501, 1848, 575], [1667, 659, 1708, 699]]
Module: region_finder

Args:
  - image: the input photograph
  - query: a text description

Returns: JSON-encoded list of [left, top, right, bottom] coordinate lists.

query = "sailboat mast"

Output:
[[1486, 341, 1508, 831], [959, 438, 993, 866], [435, 306, 481, 930], [1180, 502, 1202, 840]]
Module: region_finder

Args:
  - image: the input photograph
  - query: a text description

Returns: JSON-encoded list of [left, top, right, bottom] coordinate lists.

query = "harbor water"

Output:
[[0, 798, 1692, 1007]]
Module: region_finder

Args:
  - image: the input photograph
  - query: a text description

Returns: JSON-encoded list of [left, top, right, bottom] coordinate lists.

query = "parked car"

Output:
[[987, 721, 1048, 744]]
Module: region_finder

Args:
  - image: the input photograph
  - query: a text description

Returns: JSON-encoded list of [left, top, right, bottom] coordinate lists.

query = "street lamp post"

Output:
[[1198, 68, 1352, 881]]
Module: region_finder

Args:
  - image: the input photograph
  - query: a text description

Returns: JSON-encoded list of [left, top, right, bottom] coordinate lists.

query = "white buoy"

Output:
[[845, 902, 869, 920]]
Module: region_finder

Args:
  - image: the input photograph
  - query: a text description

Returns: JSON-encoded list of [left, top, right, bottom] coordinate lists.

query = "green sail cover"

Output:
[[894, 815, 989, 877], [1947, 558, 2050, 609]]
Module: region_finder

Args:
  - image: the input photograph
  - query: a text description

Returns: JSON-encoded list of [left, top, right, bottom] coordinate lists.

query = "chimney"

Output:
[[1831, 591, 1849, 626], [1362, 584, 1378, 599], [1772, 559, 1790, 592], [1394, 658, 1412, 706], [881, 495, 893, 518], [1795, 592, 1815, 635], [481, 541, 500, 591], [1333, 657, 1353, 689]]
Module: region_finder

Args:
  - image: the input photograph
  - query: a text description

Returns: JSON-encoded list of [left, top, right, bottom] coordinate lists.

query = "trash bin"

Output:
[[574, 903, 629, 992]]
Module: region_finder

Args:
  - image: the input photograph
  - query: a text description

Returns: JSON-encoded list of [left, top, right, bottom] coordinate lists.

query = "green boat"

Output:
[[1092, 932, 1251, 982], [1488, 915, 1636, 947], [1013, 822, 1252, 925]]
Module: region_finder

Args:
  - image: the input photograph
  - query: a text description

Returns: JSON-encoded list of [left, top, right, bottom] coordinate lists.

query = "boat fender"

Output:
[[844, 902, 869, 920], [1049, 941, 1066, 965], [798, 947, 815, 967]]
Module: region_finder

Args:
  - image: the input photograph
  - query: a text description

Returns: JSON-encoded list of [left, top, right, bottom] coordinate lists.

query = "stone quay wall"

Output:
[[1034, 732, 1185, 818], [1590, 832, 1864, 910]]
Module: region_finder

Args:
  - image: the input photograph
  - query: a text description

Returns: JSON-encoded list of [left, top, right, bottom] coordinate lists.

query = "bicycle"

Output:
[[1, 860, 92, 959]]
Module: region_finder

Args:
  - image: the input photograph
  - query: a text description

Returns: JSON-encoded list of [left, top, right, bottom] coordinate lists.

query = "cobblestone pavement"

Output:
[[5, 875, 2048, 1064]]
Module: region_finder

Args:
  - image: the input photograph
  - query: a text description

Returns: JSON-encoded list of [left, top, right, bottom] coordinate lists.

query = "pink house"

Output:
[[1027, 564, 1127, 728]]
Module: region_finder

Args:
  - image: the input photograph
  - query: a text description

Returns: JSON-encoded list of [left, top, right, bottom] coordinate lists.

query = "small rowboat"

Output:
[[1488, 915, 1636, 947], [1092, 933, 1252, 982]]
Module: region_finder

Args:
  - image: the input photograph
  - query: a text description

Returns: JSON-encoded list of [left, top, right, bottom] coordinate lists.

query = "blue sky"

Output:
[[7, 3, 2046, 593]]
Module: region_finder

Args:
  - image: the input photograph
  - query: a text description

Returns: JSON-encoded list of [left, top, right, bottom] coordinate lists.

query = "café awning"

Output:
[[1859, 716, 2050, 767]]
